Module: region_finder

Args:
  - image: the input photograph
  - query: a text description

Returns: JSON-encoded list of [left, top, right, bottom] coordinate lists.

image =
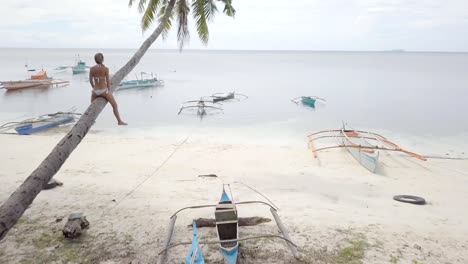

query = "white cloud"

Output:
[[1, 0, 468, 51]]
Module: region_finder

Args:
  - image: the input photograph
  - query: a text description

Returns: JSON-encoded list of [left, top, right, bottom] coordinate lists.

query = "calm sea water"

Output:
[[1, 48, 467, 144]]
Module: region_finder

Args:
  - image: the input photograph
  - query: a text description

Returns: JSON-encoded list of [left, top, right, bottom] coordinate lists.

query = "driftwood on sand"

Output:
[[190, 216, 271, 228], [63, 213, 89, 239]]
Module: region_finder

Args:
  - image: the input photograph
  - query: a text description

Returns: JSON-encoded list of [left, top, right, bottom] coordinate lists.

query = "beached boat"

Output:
[[185, 222, 205, 264], [291, 96, 326, 108], [72, 60, 87, 74], [215, 189, 239, 264], [0, 70, 69, 92], [0, 111, 79, 135], [307, 124, 426, 173], [157, 185, 299, 264], [340, 129, 379, 172], [116, 72, 164, 90]]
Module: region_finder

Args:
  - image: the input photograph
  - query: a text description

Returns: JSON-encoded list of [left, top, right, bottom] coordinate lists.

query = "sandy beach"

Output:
[[1, 128, 467, 264]]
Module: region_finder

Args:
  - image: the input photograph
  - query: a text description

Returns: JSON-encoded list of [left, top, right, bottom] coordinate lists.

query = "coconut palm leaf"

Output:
[[176, 0, 190, 49], [192, 0, 217, 44], [158, 0, 174, 39], [220, 0, 235, 17]]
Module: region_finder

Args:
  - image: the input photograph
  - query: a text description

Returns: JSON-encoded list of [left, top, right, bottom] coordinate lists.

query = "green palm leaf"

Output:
[[176, 0, 190, 49], [141, 0, 163, 31], [158, 1, 174, 39], [219, 0, 235, 17], [192, 0, 217, 44]]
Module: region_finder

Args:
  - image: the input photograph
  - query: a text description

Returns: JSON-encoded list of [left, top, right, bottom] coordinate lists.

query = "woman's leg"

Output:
[[103, 93, 127, 125], [91, 92, 97, 102]]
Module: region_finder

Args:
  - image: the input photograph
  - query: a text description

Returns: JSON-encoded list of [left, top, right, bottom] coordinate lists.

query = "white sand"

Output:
[[0, 129, 468, 263]]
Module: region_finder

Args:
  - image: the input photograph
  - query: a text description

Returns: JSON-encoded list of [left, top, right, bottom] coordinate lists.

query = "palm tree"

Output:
[[0, 0, 236, 241]]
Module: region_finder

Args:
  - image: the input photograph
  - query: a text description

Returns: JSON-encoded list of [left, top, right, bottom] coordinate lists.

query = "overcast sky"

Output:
[[1, 0, 468, 51]]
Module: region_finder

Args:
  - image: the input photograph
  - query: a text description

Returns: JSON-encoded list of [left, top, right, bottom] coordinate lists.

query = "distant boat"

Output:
[[0, 70, 69, 91], [116, 72, 164, 90], [72, 60, 87, 74], [54, 55, 88, 74], [291, 96, 326, 108]]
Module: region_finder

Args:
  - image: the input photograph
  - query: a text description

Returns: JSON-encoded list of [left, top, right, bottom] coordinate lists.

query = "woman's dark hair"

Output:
[[94, 53, 104, 64]]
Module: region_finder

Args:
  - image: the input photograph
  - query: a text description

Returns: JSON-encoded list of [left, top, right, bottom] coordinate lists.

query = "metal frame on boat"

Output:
[[178, 99, 223, 116], [157, 187, 299, 264], [307, 124, 426, 173]]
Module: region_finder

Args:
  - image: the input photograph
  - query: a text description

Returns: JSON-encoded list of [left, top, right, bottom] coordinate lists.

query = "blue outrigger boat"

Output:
[[1, 112, 78, 135], [72, 60, 87, 74], [291, 96, 326, 108], [185, 222, 205, 264], [15, 113, 75, 135], [215, 189, 239, 264], [157, 185, 299, 264]]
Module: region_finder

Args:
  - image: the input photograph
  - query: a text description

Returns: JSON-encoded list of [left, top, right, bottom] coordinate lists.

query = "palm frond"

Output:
[[128, 0, 138, 7], [176, 0, 190, 49], [192, 0, 211, 44], [158, 0, 174, 39], [219, 0, 235, 17], [141, 0, 163, 31]]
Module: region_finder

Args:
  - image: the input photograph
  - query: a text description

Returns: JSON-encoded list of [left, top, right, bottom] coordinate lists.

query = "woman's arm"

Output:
[[89, 70, 95, 89], [106, 67, 111, 90]]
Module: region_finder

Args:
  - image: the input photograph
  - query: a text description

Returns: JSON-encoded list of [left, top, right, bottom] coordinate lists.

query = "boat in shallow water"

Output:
[[0, 111, 79, 135], [72, 60, 87, 74], [0, 70, 69, 91], [291, 96, 326, 108], [116, 72, 164, 90]]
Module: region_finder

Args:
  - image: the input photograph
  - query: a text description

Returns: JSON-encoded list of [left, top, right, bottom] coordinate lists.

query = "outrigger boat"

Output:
[[202, 92, 248, 103], [178, 99, 223, 116], [116, 72, 164, 90], [291, 96, 326, 108], [157, 186, 299, 264], [72, 60, 87, 74], [54, 55, 89, 74], [307, 124, 426, 173], [0, 111, 80, 135], [0, 70, 69, 92]]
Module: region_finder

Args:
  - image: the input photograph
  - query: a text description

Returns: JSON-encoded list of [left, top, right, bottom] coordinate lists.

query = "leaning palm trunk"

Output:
[[0, 0, 176, 241]]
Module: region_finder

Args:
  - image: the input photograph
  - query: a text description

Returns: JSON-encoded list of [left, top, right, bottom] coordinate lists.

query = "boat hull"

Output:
[[215, 190, 239, 264], [185, 222, 205, 264], [15, 115, 74, 135], [117, 79, 164, 90], [301, 96, 316, 107], [341, 130, 379, 173]]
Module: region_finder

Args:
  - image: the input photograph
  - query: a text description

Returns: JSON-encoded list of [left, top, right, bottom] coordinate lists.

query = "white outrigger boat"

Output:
[[116, 72, 164, 90], [307, 124, 426, 173]]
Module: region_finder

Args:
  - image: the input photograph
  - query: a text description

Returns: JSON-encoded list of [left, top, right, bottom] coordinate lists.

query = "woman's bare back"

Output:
[[89, 65, 109, 90]]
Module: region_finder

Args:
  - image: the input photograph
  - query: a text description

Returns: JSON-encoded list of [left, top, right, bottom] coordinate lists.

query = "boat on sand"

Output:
[[307, 123, 426, 173]]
